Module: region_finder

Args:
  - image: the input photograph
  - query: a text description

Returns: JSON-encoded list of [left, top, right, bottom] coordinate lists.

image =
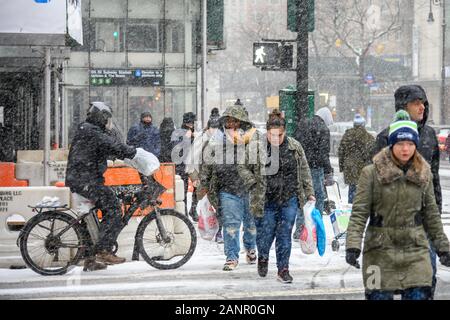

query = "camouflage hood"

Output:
[[220, 105, 253, 127]]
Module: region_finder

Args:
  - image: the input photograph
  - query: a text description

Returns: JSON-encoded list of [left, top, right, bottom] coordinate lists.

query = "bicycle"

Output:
[[17, 177, 197, 276]]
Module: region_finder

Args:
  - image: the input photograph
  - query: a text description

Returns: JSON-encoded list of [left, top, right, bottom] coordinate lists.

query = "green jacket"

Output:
[[244, 135, 314, 218], [338, 126, 375, 185], [346, 147, 449, 291]]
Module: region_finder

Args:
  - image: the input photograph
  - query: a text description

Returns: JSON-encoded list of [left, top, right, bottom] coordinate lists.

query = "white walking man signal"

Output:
[[255, 46, 266, 64]]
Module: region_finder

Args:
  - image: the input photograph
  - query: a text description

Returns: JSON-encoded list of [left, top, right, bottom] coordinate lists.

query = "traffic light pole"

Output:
[[296, 0, 309, 138]]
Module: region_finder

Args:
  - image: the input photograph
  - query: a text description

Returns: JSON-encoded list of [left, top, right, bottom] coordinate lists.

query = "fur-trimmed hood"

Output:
[[373, 147, 431, 187]]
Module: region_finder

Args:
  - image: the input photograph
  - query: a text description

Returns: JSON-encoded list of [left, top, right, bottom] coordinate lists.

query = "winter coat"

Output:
[[171, 128, 194, 175], [295, 115, 333, 175], [66, 122, 136, 192], [185, 129, 224, 181], [159, 118, 175, 163], [373, 85, 442, 212], [127, 123, 161, 157], [250, 135, 315, 217], [338, 126, 375, 185], [346, 147, 449, 291]]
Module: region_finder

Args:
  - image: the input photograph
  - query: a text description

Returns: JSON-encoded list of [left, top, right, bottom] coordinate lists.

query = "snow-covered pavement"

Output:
[[1, 158, 450, 299]]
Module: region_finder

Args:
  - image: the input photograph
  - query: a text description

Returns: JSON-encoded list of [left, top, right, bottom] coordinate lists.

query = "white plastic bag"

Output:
[[299, 200, 317, 254], [197, 195, 219, 241], [124, 147, 160, 176]]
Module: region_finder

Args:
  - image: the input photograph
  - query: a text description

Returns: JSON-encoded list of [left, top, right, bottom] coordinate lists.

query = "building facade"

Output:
[[65, 0, 201, 141]]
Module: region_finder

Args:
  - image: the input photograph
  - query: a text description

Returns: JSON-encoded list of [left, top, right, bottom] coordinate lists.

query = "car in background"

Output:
[[431, 125, 450, 160], [329, 122, 377, 155]]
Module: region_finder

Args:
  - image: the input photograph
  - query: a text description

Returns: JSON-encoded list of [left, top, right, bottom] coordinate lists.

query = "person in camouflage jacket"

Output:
[[338, 114, 375, 203], [199, 100, 260, 271], [250, 110, 315, 283]]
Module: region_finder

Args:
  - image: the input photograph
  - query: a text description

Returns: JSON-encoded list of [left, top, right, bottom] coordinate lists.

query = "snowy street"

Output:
[[1, 157, 450, 300]]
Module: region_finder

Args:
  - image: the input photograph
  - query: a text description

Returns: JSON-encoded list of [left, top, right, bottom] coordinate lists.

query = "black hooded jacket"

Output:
[[66, 119, 136, 192], [373, 85, 442, 212]]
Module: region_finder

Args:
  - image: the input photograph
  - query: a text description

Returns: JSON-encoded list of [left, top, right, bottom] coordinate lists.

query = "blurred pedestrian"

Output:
[[171, 112, 197, 220], [338, 113, 375, 203], [293, 107, 334, 238], [345, 110, 450, 300], [127, 111, 161, 157], [159, 117, 175, 163], [446, 131, 450, 163]]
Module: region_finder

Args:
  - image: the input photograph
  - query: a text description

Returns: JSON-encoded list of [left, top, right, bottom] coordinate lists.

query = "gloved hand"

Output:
[[438, 252, 450, 267], [124, 148, 160, 176], [345, 248, 361, 269]]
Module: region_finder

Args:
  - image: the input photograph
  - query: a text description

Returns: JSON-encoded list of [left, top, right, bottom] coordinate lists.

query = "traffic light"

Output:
[[253, 43, 294, 69], [287, 0, 315, 32], [207, 0, 225, 49], [253, 42, 280, 67]]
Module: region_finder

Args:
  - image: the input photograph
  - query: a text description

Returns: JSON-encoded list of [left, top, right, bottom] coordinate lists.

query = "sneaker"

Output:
[[246, 249, 257, 264], [277, 269, 293, 283], [96, 251, 126, 265], [223, 259, 239, 271], [257, 257, 268, 277], [215, 231, 224, 243], [83, 257, 107, 272]]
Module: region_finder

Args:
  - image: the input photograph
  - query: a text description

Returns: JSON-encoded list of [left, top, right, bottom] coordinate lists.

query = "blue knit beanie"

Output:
[[353, 113, 366, 127], [388, 110, 419, 147]]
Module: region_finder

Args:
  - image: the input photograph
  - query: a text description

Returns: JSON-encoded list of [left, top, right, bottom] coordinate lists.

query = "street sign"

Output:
[[253, 42, 280, 67]]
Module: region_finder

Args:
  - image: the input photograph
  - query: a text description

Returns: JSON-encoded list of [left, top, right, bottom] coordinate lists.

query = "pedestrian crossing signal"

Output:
[[253, 42, 280, 67]]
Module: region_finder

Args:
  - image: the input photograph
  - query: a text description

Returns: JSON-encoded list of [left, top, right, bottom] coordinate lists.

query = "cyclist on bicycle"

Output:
[[66, 102, 139, 271]]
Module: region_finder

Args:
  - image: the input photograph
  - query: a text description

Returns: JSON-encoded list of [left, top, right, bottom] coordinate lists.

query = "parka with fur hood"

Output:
[[346, 147, 449, 291]]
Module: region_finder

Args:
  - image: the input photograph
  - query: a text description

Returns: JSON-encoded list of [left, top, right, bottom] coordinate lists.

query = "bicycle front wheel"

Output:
[[136, 209, 197, 270], [19, 211, 85, 276]]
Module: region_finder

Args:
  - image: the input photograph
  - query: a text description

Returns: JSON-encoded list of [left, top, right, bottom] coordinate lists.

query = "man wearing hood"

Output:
[[373, 84, 442, 299], [66, 102, 137, 272], [199, 100, 261, 271], [127, 111, 161, 158], [293, 107, 334, 239]]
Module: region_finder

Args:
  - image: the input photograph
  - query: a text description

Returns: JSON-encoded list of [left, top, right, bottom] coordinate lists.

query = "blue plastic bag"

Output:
[[312, 208, 326, 256]]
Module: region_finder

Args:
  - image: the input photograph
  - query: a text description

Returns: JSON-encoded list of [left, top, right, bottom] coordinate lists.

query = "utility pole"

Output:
[[296, 0, 309, 137]]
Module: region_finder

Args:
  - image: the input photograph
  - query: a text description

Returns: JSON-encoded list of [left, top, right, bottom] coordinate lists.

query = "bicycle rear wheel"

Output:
[[19, 211, 85, 276], [136, 209, 197, 270]]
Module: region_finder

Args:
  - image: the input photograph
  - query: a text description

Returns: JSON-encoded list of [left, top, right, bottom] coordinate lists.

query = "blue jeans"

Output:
[[311, 168, 325, 214], [348, 184, 357, 204], [365, 287, 431, 300], [219, 192, 256, 261], [255, 197, 298, 271]]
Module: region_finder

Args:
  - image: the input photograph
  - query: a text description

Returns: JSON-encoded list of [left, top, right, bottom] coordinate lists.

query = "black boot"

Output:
[[83, 257, 107, 272]]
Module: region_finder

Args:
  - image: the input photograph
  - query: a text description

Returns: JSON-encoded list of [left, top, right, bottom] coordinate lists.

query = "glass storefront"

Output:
[[64, 0, 201, 143]]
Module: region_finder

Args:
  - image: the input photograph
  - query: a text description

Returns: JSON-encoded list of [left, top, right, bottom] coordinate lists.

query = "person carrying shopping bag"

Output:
[[252, 110, 315, 283]]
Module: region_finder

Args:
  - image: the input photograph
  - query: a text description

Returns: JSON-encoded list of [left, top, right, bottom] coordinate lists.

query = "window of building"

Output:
[[166, 21, 185, 53], [92, 19, 124, 52], [127, 21, 159, 52]]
